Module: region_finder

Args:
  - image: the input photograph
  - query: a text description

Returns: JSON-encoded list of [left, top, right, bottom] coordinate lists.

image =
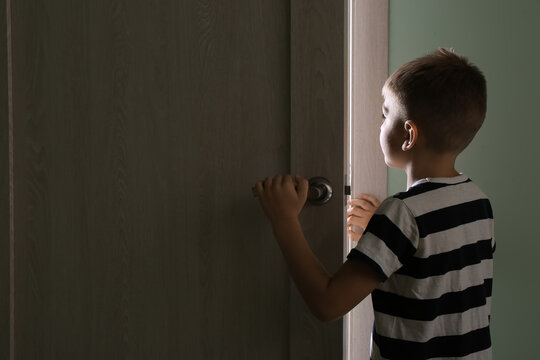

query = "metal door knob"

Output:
[[252, 176, 333, 205], [307, 176, 333, 205]]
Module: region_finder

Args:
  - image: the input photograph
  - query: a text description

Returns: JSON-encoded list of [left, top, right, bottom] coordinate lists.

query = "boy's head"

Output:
[[382, 48, 487, 155]]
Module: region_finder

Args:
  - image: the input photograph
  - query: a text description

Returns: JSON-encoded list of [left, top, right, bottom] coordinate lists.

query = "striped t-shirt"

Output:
[[348, 174, 494, 360]]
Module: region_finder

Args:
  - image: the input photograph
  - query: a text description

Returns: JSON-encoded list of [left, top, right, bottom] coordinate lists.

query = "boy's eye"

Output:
[[381, 113, 386, 120]]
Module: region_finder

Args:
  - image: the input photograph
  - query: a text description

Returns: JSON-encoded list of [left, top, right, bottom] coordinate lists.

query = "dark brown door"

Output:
[[3, 0, 346, 358]]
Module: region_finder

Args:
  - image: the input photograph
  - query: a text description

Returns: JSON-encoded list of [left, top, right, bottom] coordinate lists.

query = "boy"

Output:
[[255, 48, 494, 359]]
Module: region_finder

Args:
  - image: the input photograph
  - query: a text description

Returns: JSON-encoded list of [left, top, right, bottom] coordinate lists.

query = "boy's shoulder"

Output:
[[380, 174, 491, 219]]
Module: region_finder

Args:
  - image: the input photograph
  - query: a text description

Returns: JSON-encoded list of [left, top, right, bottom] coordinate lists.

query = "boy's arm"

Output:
[[272, 217, 381, 322], [255, 174, 381, 322]]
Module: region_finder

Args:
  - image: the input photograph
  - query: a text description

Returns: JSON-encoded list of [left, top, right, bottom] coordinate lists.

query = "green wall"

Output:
[[388, 1, 540, 358]]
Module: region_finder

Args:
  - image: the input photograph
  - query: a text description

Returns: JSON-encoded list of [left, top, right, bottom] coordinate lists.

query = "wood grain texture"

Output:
[[12, 0, 291, 359], [346, 1, 388, 359], [1, 0, 9, 358], [291, 0, 345, 358]]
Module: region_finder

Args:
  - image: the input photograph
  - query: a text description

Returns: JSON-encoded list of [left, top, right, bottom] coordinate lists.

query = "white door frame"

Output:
[[344, 0, 388, 359]]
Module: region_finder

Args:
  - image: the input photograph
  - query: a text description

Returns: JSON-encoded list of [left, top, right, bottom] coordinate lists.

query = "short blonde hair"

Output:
[[383, 48, 487, 154]]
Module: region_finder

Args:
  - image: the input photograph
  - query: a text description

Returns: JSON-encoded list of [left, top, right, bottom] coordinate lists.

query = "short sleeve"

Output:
[[347, 196, 419, 282]]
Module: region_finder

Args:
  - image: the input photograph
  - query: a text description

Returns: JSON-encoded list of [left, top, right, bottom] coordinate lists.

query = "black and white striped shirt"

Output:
[[348, 174, 494, 360]]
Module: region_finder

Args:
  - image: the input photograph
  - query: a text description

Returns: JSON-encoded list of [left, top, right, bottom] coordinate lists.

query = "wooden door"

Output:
[[4, 0, 346, 358], [1, 0, 10, 359]]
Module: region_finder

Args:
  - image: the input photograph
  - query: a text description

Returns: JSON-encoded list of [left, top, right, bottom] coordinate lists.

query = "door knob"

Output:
[[252, 176, 333, 205]]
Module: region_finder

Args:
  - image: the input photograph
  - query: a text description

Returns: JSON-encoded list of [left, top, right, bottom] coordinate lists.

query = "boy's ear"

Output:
[[402, 120, 418, 151]]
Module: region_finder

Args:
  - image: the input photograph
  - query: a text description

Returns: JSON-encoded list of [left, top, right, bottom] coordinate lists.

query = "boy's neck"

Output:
[[404, 151, 459, 189]]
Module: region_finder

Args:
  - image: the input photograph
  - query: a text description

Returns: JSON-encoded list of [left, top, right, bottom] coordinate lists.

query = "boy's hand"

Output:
[[255, 174, 309, 225], [347, 193, 381, 243]]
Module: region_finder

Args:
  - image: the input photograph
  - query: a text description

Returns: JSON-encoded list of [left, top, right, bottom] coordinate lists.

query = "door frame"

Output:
[[291, 0, 388, 358], [345, 0, 388, 359]]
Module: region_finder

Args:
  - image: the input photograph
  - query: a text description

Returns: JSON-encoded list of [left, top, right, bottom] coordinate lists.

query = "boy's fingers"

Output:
[[358, 193, 381, 207], [347, 208, 372, 218], [284, 174, 297, 191], [348, 199, 370, 207], [348, 198, 376, 210], [264, 176, 273, 191], [295, 175, 309, 199], [294, 175, 309, 201], [255, 181, 264, 197], [347, 216, 366, 228], [282, 174, 292, 185], [347, 229, 361, 242], [348, 194, 380, 208], [272, 174, 283, 189]]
